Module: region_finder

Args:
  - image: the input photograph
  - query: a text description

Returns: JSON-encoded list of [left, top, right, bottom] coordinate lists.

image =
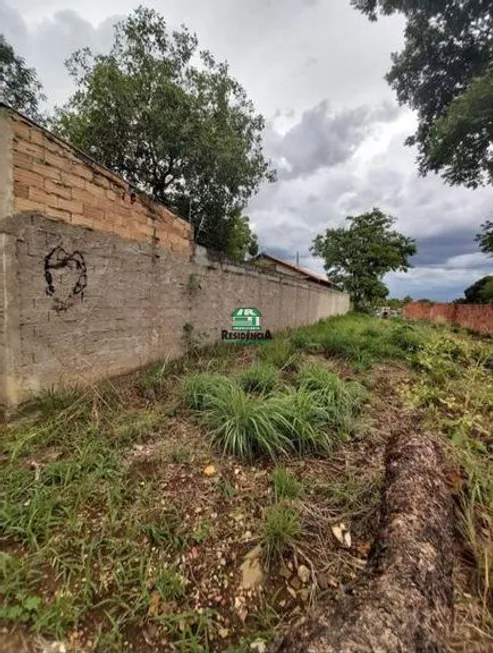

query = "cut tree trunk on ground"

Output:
[[273, 430, 455, 653]]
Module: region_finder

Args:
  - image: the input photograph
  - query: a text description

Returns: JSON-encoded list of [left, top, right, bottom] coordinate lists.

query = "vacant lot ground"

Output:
[[1, 314, 491, 652]]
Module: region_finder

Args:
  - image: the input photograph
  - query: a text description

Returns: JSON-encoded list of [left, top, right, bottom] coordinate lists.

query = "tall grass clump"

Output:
[[271, 467, 303, 501], [262, 504, 301, 561], [183, 372, 234, 410], [240, 362, 279, 394], [258, 338, 301, 371], [204, 383, 293, 460]]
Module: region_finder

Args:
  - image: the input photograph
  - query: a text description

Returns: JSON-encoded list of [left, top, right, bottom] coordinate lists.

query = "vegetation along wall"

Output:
[[404, 302, 493, 336], [0, 105, 350, 414]]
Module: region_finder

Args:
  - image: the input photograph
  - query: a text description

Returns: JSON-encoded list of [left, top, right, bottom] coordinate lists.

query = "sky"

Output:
[[2, 0, 492, 300]]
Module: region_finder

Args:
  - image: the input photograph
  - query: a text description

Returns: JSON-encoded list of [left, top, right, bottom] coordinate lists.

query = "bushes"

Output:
[[183, 366, 365, 460]]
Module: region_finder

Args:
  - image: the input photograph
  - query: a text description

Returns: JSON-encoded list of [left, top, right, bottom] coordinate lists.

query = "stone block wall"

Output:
[[0, 105, 350, 415]]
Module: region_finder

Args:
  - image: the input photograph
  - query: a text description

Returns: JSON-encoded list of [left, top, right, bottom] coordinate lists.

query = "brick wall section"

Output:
[[404, 302, 493, 335], [9, 110, 192, 256]]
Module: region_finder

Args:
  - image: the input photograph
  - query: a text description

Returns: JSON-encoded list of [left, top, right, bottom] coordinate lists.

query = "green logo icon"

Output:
[[231, 307, 262, 331]]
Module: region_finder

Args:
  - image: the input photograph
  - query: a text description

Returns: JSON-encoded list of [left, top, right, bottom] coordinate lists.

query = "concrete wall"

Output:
[[404, 302, 493, 336], [0, 105, 350, 414]]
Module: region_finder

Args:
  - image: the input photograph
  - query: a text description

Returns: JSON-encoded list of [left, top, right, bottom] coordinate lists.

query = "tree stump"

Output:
[[274, 430, 454, 653]]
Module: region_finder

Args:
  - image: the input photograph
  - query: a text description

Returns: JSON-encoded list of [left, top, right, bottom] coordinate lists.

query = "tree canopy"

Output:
[[55, 6, 274, 258], [311, 208, 417, 310], [457, 275, 493, 304], [352, 0, 493, 188], [476, 220, 493, 255], [0, 35, 45, 121]]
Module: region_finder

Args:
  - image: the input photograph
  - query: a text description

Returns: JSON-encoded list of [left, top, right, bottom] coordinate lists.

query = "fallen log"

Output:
[[274, 430, 455, 653]]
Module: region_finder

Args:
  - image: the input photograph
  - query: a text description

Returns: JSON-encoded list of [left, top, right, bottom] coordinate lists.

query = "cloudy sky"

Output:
[[2, 0, 493, 300]]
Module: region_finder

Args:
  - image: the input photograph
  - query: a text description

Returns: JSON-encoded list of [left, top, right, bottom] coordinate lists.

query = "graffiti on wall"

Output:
[[44, 246, 87, 312]]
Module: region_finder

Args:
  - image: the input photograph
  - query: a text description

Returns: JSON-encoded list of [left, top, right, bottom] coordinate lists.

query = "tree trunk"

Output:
[[273, 430, 455, 653]]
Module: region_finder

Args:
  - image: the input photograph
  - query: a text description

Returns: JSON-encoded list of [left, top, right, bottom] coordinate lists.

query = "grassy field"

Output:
[[1, 313, 491, 652]]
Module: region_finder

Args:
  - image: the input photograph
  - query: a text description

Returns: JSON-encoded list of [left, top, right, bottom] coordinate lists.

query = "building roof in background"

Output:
[[252, 253, 336, 288]]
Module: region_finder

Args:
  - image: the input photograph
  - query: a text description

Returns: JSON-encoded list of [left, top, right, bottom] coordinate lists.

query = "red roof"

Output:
[[253, 253, 336, 288]]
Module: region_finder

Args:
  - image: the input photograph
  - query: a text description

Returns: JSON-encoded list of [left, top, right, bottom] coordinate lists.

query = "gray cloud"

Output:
[[265, 101, 399, 180]]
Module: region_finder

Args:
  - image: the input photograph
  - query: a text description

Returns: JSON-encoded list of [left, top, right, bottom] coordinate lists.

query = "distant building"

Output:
[[251, 253, 337, 289]]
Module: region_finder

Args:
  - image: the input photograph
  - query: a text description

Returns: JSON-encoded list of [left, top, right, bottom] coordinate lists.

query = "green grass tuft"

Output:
[[271, 467, 303, 501], [240, 362, 279, 394], [183, 372, 234, 410], [262, 504, 301, 560]]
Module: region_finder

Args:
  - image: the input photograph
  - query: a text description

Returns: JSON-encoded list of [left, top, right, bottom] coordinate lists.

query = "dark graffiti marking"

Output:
[[44, 246, 88, 312]]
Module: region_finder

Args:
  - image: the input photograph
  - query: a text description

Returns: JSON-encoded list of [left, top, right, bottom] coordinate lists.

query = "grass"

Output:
[[271, 467, 303, 501], [185, 370, 364, 460], [1, 312, 491, 651], [240, 362, 279, 394], [262, 504, 301, 561], [408, 331, 493, 609]]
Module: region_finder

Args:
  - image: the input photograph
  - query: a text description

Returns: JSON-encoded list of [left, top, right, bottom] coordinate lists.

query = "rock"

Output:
[[250, 639, 267, 653], [297, 564, 310, 584], [289, 575, 301, 590], [240, 556, 264, 590], [316, 572, 329, 590], [331, 522, 352, 548]]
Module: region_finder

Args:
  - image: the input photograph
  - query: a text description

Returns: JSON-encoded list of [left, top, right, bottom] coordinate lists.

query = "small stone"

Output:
[[218, 628, 229, 639], [289, 575, 301, 590], [297, 564, 310, 584]]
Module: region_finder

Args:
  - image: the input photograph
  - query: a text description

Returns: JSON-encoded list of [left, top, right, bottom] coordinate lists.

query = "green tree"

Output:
[[54, 6, 274, 254], [462, 275, 493, 304], [311, 208, 416, 310], [352, 1, 493, 188], [224, 212, 258, 260], [0, 35, 45, 120], [476, 220, 493, 255]]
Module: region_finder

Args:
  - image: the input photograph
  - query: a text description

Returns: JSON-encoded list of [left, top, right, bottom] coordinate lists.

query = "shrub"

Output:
[[262, 504, 301, 560], [240, 363, 279, 394], [271, 467, 303, 501]]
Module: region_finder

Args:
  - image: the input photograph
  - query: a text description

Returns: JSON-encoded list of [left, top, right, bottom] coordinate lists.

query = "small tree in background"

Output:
[[0, 35, 45, 121], [461, 276, 493, 305], [311, 208, 416, 311]]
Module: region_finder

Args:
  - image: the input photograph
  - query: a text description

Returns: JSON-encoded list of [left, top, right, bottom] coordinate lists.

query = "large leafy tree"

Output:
[[55, 6, 274, 258], [352, 1, 493, 188], [0, 35, 45, 121], [311, 208, 416, 310]]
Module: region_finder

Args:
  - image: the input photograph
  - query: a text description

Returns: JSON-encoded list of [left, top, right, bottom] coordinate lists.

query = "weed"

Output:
[[140, 359, 171, 396], [271, 467, 303, 501], [192, 519, 212, 544], [240, 362, 279, 394], [262, 504, 301, 560], [154, 565, 186, 602], [168, 445, 192, 464]]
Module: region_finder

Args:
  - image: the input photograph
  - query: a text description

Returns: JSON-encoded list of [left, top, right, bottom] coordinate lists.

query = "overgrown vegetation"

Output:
[[0, 313, 491, 651]]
